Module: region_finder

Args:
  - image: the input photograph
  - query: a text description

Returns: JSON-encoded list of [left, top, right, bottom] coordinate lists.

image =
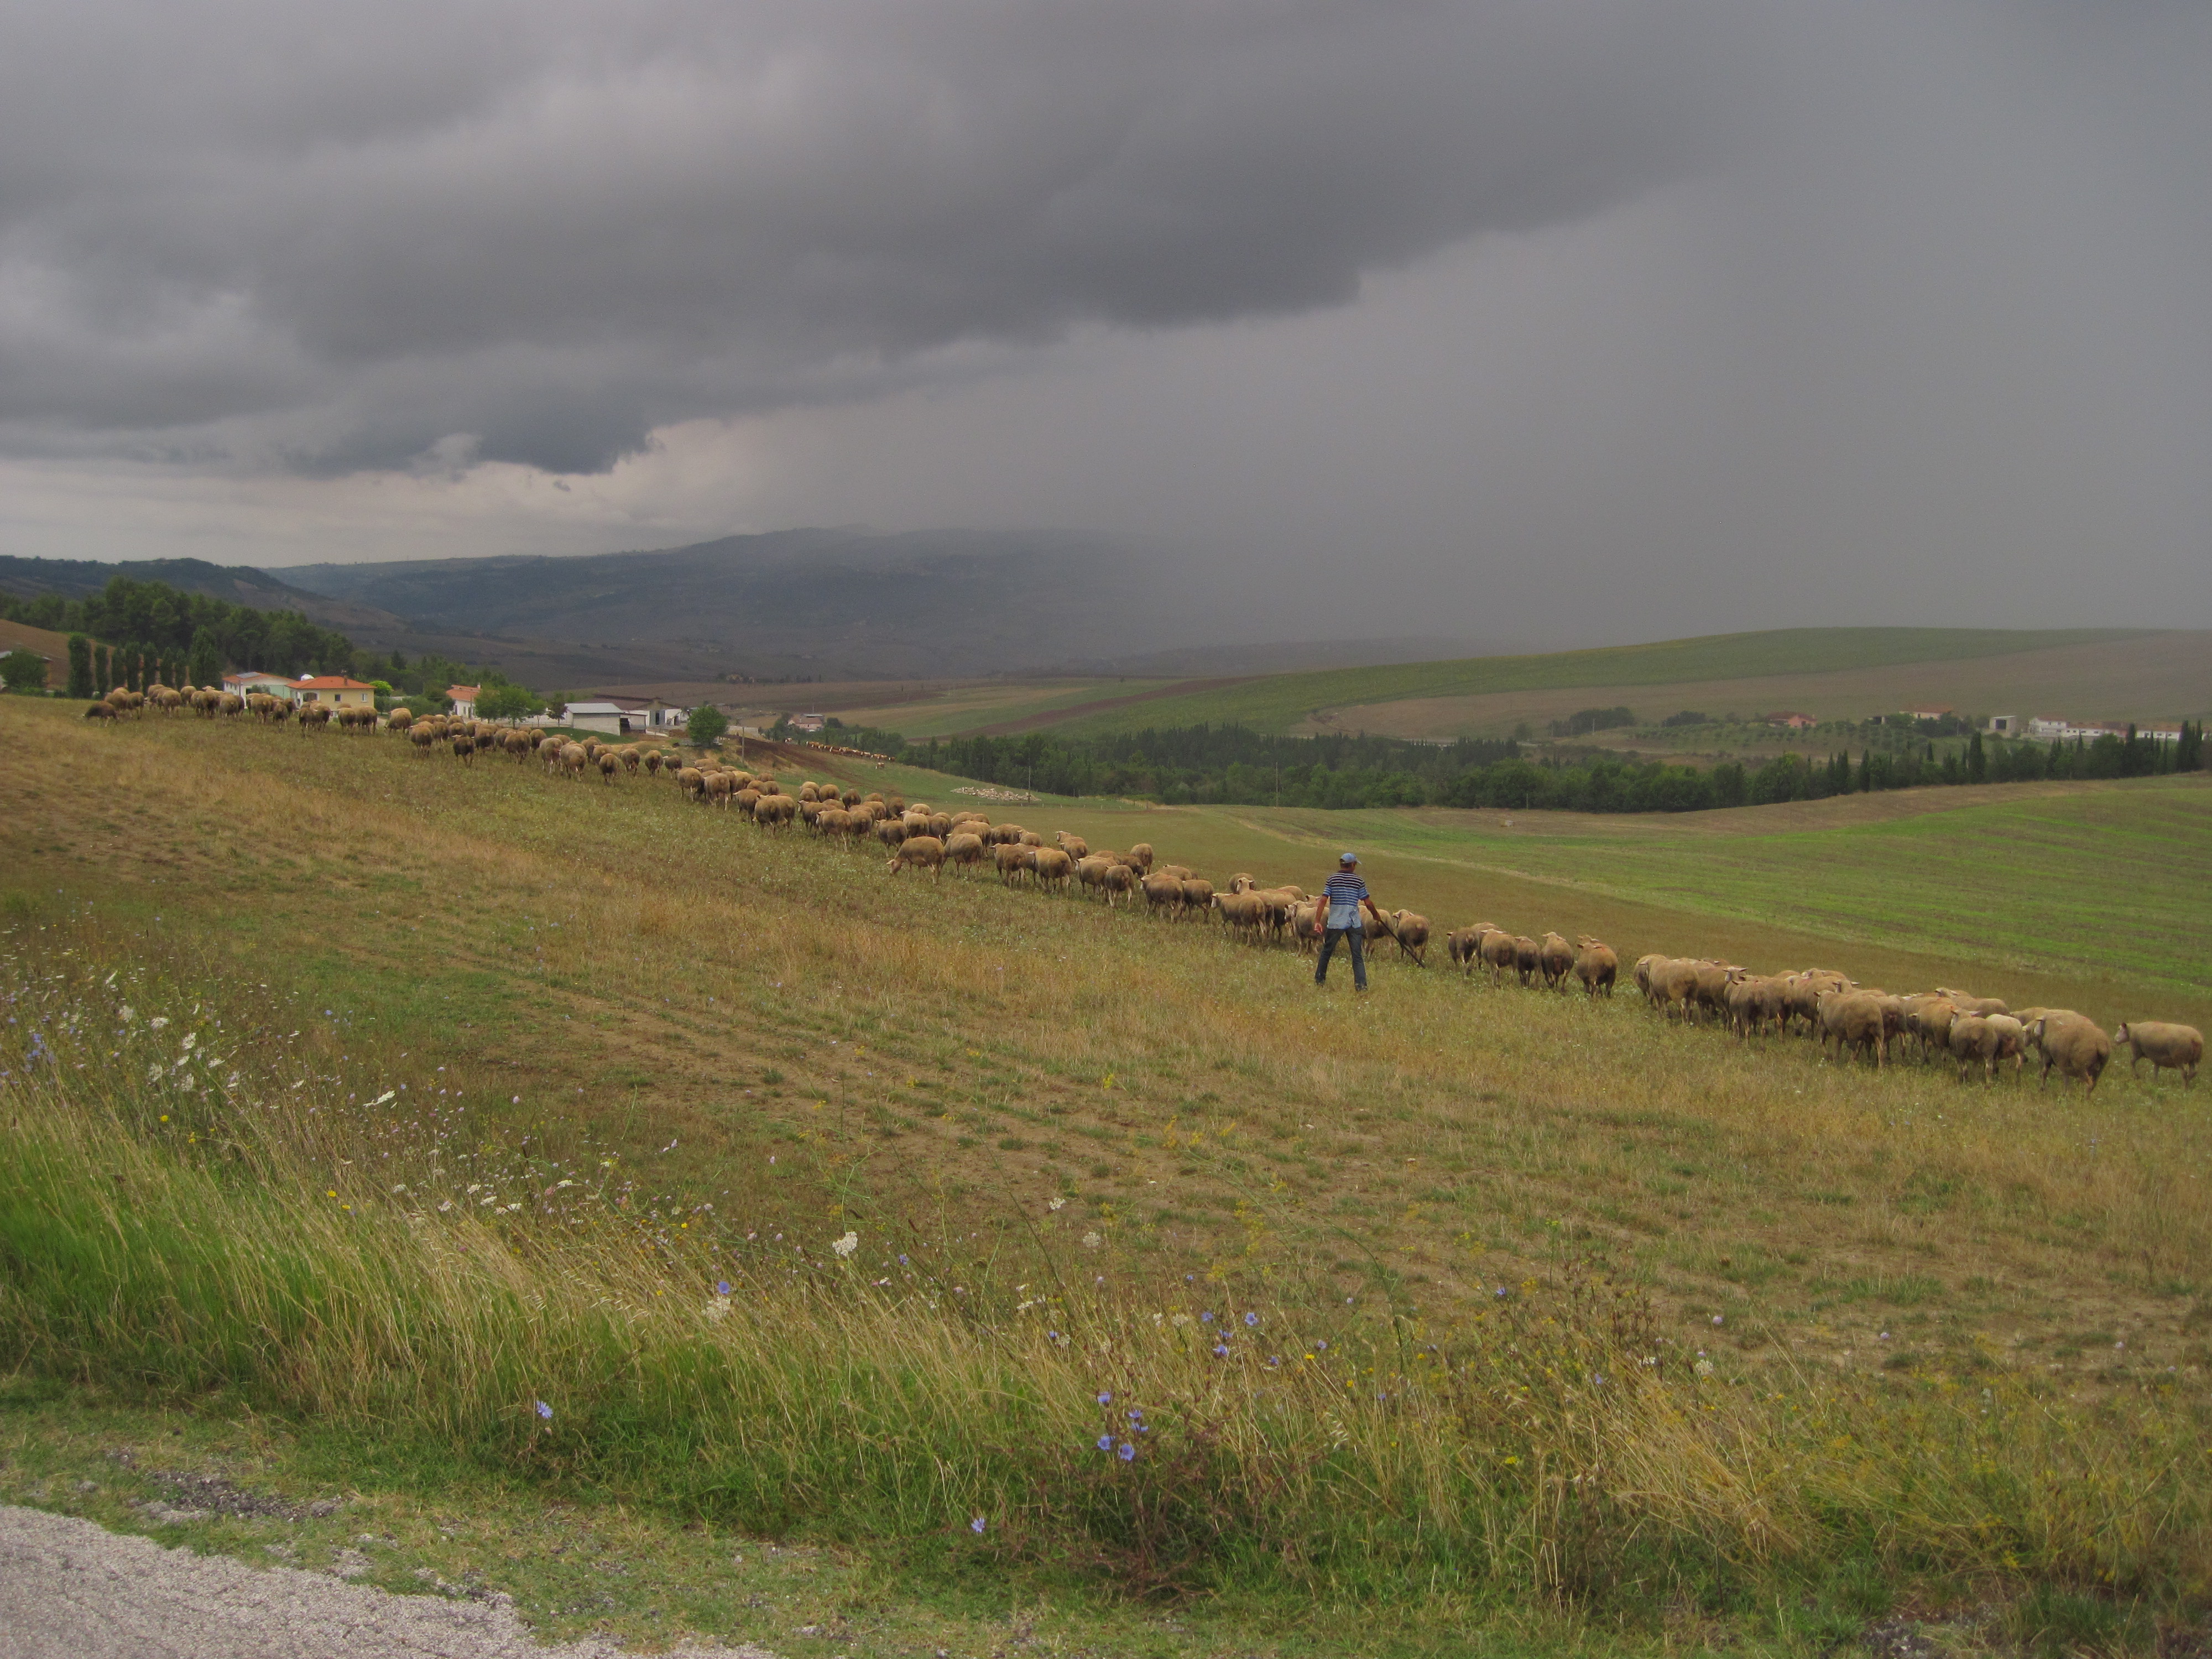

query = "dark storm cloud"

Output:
[[0, 0, 1750, 472]]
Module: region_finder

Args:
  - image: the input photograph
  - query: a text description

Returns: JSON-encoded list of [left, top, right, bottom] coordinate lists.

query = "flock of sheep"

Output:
[[1619, 957, 2200, 1092], [93, 688, 2204, 1092]]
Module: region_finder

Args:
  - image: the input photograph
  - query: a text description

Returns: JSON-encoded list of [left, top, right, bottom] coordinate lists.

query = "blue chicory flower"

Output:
[[1097, 1434, 1115, 1452], [1244, 1312, 1259, 1327], [1118, 1441, 1136, 1462], [535, 1401, 554, 1420], [715, 1281, 731, 1296], [1213, 1343, 1229, 1358], [1097, 1391, 1112, 1405], [970, 1517, 987, 1535]]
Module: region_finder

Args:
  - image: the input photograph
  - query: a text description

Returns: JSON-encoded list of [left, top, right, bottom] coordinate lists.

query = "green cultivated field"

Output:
[[1040, 626, 2147, 737], [5, 701, 2212, 1657]]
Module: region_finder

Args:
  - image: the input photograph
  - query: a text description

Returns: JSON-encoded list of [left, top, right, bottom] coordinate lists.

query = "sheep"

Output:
[[1479, 928, 1519, 987], [945, 831, 987, 873], [1573, 937, 1618, 998], [298, 703, 330, 732], [875, 815, 909, 848], [1646, 958, 1701, 1020], [1387, 910, 1431, 966], [1100, 863, 1139, 907], [1056, 832, 1089, 861], [757, 795, 797, 829], [1212, 889, 1268, 942], [1142, 873, 1185, 918], [1127, 842, 1154, 873], [1937, 988, 2010, 1018], [451, 732, 476, 764], [82, 700, 118, 722], [675, 765, 703, 800], [598, 752, 621, 783], [1816, 990, 1888, 1068], [1689, 961, 1743, 1024], [1899, 994, 1955, 1062], [995, 842, 1036, 884], [1512, 935, 1542, 987], [1446, 926, 1488, 974], [989, 823, 1025, 846], [1074, 855, 1114, 900], [1152, 864, 1193, 881], [1725, 974, 1779, 1039], [886, 834, 945, 878], [2115, 1022, 2202, 1088], [2029, 1015, 2111, 1093], [559, 742, 587, 780], [1537, 931, 1573, 990], [1179, 877, 1214, 917], [620, 747, 641, 775], [1948, 1013, 2026, 1083], [1031, 846, 1072, 891], [644, 751, 664, 776]]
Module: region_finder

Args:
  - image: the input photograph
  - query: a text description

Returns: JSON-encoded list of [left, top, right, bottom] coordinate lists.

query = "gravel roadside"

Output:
[[0, 1504, 780, 1659]]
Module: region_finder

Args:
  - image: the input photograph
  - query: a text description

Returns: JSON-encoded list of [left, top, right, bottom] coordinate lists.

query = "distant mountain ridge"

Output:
[[274, 529, 1170, 679], [0, 556, 405, 635]]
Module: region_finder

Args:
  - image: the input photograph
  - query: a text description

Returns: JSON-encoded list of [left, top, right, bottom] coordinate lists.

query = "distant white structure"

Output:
[[562, 697, 693, 735], [2027, 716, 2132, 741], [789, 713, 827, 734], [1986, 714, 2018, 735], [445, 683, 480, 719]]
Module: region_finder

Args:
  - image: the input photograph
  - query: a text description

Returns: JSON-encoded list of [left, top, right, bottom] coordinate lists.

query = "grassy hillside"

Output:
[[4, 702, 2211, 1653], [1040, 627, 2150, 738]]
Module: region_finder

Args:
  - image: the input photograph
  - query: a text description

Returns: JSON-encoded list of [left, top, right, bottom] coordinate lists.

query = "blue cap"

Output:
[[1340, 852, 1357, 864]]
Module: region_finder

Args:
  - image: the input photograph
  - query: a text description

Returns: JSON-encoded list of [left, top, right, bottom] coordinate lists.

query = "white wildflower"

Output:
[[1047, 1196, 1066, 1212], [703, 1299, 731, 1322], [149, 1017, 169, 1031], [466, 1184, 482, 1194], [119, 1005, 134, 1025], [371, 1090, 396, 1108], [1081, 1231, 1103, 1250], [1694, 1358, 1716, 1378], [181, 1032, 196, 1052], [147, 1063, 163, 1083], [831, 1231, 859, 1259]]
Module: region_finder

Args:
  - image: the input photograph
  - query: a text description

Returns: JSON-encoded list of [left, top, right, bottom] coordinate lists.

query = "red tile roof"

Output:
[[293, 676, 377, 690]]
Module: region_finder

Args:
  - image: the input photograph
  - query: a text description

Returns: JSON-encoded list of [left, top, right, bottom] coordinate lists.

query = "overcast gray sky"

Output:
[[2, 0, 2206, 643]]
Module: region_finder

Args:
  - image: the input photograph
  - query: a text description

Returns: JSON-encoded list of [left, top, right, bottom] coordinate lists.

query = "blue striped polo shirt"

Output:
[[1323, 870, 1368, 928]]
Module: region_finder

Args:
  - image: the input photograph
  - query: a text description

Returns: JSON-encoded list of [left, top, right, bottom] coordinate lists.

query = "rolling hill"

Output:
[[1014, 625, 2204, 738]]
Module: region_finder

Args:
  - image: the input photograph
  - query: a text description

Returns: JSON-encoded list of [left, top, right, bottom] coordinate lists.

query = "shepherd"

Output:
[[1314, 852, 1385, 993]]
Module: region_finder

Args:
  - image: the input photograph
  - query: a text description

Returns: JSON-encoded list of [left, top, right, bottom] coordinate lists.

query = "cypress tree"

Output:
[[1967, 730, 1987, 784], [65, 634, 92, 698], [92, 644, 109, 692]]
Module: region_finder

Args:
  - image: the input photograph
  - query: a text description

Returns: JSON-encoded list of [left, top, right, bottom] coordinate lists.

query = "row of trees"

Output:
[[799, 717, 2207, 815]]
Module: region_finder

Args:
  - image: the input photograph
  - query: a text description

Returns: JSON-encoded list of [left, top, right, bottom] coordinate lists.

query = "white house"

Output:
[[445, 683, 480, 719], [222, 671, 298, 700], [1985, 714, 2018, 735]]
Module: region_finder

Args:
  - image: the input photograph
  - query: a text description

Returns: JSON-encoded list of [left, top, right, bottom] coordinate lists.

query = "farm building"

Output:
[[291, 675, 378, 710], [562, 697, 692, 735], [1765, 711, 1817, 730], [445, 684, 481, 718]]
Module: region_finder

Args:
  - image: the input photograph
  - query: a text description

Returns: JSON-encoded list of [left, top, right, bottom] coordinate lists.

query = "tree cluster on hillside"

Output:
[[800, 715, 2206, 815], [0, 575, 538, 708]]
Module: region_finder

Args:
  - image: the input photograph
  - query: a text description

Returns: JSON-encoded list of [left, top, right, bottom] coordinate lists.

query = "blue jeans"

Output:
[[1316, 926, 1366, 989]]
